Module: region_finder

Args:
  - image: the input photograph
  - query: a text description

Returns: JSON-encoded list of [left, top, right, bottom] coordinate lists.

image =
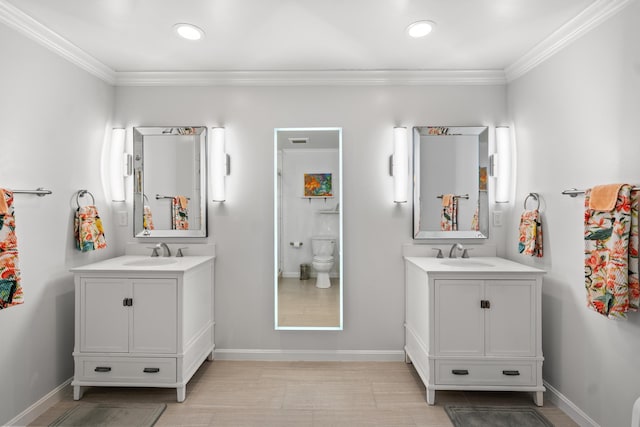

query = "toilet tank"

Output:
[[311, 236, 336, 257]]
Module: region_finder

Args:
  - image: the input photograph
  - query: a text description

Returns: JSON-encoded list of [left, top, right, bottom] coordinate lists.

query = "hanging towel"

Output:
[[471, 204, 480, 231], [171, 196, 189, 230], [518, 209, 543, 257], [74, 205, 107, 252], [589, 183, 625, 211], [143, 205, 155, 230], [584, 184, 639, 318], [440, 194, 458, 231], [0, 189, 23, 309]]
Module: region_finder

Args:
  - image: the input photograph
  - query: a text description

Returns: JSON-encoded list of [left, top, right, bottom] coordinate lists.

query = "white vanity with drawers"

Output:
[[404, 256, 545, 406]]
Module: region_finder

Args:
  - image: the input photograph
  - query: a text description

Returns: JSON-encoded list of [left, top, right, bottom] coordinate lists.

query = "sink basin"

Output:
[[440, 259, 494, 268], [123, 258, 178, 266]]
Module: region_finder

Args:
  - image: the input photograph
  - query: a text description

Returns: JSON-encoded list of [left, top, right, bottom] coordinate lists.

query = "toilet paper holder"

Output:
[[290, 241, 303, 248]]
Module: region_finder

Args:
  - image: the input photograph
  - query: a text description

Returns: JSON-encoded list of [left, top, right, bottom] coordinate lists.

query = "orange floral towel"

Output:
[[143, 205, 155, 230], [584, 185, 639, 318], [518, 210, 543, 257], [440, 194, 457, 231], [589, 183, 625, 211], [171, 196, 189, 230], [74, 205, 107, 252], [0, 189, 23, 309]]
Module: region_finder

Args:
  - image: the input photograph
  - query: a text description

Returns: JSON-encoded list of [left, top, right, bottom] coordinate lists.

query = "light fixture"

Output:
[[109, 128, 130, 202], [406, 20, 436, 38], [391, 127, 409, 203], [493, 126, 512, 203], [210, 127, 229, 202], [173, 23, 205, 41]]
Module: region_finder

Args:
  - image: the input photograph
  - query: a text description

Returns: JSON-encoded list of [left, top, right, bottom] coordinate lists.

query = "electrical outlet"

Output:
[[117, 211, 128, 226], [493, 211, 503, 227]]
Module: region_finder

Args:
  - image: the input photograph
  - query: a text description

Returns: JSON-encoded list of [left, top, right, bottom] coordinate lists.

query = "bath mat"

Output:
[[49, 402, 166, 427], [445, 405, 553, 427]]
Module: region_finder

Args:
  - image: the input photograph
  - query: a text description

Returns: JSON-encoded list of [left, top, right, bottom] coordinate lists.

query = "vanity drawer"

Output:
[[78, 357, 176, 383], [435, 360, 536, 386]]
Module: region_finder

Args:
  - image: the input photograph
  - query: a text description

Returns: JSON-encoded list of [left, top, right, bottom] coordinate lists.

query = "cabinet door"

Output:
[[130, 278, 177, 354], [484, 280, 535, 357], [80, 278, 130, 353], [435, 280, 484, 356]]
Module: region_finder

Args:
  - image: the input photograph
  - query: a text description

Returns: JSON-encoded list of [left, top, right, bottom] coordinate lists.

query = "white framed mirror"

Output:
[[274, 127, 343, 330], [413, 126, 489, 240], [133, 126, 207, 238]]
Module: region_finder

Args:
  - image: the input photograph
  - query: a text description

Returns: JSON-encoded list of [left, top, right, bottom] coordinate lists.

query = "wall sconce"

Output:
[[109, 128, 131, 202], [210, 127, 229, 202], [391, 127, 409, 203], [493, 126, 512, 203]]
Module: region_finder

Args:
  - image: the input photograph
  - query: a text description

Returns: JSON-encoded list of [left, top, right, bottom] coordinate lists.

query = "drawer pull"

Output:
[[502, 370, 520, 376], [94, 366, 112, 373], [143, 367, 160, 373], [451, 369, 469, 375]]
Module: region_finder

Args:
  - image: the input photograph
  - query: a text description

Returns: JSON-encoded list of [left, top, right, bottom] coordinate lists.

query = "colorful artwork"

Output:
[[304, 173, 332, 197], [479, 167, 487, 191]]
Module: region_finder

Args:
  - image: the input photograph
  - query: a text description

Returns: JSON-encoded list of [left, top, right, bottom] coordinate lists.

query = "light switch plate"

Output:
[[117, 211, 128, 226], [493, 211, 503, 227]]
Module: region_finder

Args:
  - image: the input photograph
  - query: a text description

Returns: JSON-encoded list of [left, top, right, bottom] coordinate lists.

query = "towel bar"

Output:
[[562, 187, 640, 197], [10, 188, 52, 197], [436, 194, 469, 199], [156, 194, 191, 200]]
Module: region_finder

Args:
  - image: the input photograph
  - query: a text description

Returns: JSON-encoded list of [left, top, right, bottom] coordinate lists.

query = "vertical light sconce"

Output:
[[110, 128, 130, 202], [391, 127, 409, 203], [494, 126, 512, 203], [210, 127, 229, 202]]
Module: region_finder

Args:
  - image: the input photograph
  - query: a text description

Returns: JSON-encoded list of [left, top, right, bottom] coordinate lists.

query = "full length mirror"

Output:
[[133, 126, 207, 238], [274, 128, 343, 330], [413, 126, 489, 240]]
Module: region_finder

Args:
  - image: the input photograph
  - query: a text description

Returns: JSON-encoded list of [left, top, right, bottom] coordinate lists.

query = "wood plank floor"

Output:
[[30, 361, 578, 426]]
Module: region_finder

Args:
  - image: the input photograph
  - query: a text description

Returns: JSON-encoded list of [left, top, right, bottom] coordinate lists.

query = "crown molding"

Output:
[[505, 0, 633, 82], [0, 0, 116, 84], [115, 69, 507, 86]]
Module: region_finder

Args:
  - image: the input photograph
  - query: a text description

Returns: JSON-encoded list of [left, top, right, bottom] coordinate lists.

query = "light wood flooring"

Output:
[[278, 277, 340, 327], [30, 361, 578, 426]]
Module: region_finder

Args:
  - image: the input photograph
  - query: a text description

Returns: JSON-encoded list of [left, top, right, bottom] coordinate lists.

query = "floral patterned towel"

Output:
[[74, 205, 107, 252], [0, 189, 23, 309], [440, 194, 458, 231], [519, 209, 543, 257], [171, 196, 189, 230], [471, 204, 480, 231], [584, 185, 639, 319], [143, 205, 155, 230]]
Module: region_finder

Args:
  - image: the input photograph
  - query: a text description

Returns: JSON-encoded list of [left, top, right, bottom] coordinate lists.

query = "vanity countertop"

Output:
[[405, 256, 545, 274], [70, 255, 214, 273]]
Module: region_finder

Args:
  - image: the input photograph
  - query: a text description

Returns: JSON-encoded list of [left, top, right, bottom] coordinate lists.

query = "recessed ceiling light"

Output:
[[406, 20, 435, 38], [173, 23, 205, 41]]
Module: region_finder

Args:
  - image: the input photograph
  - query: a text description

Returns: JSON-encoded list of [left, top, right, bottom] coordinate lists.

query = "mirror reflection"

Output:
[[133, 126, 207, 238], [274, 128, 343, 330], [413, 126, 489, 240]]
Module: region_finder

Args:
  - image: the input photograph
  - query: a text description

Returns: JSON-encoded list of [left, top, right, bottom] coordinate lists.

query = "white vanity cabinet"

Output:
[[71, 256, 215, 402], [404, 257, 545, 406]]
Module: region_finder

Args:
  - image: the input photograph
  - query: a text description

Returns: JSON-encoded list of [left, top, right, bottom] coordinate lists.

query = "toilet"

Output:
[[311, 236, 336, 288]]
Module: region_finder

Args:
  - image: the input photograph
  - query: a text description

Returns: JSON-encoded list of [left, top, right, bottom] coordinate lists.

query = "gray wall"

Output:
[[0, 23, 116, 425], [505, 2, 640, 426], [114, 85, 507, 353]]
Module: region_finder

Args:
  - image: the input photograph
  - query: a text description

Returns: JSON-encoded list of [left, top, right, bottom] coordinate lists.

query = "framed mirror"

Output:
[[133, 126, 207, 238], [274, 127, 343, 330], [413, 126, 489, 240]]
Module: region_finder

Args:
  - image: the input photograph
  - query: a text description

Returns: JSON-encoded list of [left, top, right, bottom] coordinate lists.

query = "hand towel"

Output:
[[143, 205, 155, 230], [471, 204, 480, 231], [171, 196, 189, 230], [584, 184, 639, 318], [440, 194, 458, 231], [518, 209, 543, 257], [589, 183, 625, 211], [74, 205, 107, 252], [0, 189, 23, 309]]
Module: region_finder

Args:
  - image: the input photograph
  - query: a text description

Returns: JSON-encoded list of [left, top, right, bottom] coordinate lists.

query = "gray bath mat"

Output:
[[445, 405, 554, 427], [49, 402, 166, 427]]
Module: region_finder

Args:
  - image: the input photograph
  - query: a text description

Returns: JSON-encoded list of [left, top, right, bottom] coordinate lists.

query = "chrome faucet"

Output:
[[449, 243, 465, 258], [154, 242, 171, 257]]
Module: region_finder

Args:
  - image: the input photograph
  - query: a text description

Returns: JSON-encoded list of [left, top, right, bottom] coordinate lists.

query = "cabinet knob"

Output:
[[143, 367, 160, 373], [94, 366, 112, 373], [502, 370, 520, 376], [451, 369, 469, 375]]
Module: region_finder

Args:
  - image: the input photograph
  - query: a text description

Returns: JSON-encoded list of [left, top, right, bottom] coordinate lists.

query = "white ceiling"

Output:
[[4, 0, 597, 72]]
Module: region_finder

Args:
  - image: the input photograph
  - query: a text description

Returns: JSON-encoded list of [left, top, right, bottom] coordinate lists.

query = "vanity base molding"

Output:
[[404, 257, 545, 406]]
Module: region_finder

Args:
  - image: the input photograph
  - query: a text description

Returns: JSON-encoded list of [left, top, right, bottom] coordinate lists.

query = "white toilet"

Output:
[[311, 236, 336, 289]]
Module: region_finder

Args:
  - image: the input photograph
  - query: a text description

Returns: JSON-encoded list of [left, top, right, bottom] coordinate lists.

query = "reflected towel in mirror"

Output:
[[440, 194, 457, 231], [172, 196, 189, 230]]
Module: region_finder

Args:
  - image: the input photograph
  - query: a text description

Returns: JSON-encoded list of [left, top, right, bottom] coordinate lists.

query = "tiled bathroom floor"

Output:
[[278, 277, 340, 327], [30, 360, 577, 427]]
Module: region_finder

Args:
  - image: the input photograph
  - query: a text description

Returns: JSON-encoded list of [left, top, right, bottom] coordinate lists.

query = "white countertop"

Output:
[[70, 255, 214, 273], [404, 256, 545, 274]]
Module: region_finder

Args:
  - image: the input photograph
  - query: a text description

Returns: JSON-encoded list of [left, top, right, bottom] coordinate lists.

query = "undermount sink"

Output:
[[440, 259, 494, 268], [122, 258, 178, 266]]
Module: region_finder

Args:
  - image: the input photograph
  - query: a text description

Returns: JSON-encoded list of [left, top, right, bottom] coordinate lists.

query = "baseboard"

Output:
[[543, 380, 600, 427], [5, 377, 72, 427], [214, 348, 405, 362]]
